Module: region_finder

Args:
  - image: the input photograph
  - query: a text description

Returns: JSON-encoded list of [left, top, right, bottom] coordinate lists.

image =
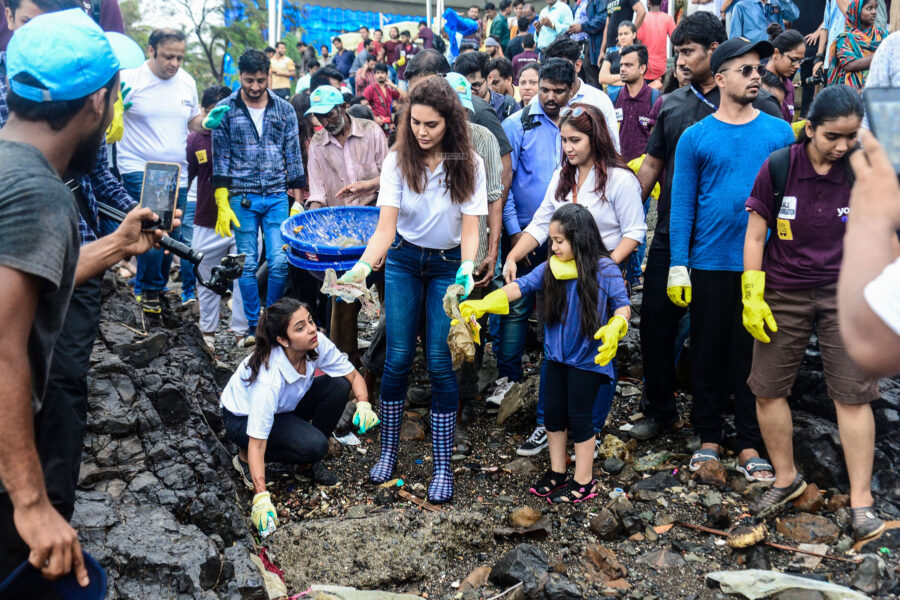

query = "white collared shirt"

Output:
[[220, 336, 354, 439], [377, 150, 488, 249], [523, 165, 646, 250]]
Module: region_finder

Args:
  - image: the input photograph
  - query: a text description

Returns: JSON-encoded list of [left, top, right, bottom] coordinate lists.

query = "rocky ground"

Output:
[[77, 270, 900, 600]]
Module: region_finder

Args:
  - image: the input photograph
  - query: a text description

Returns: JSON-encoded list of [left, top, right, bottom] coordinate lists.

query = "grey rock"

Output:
[[490, 543, 550, 586], [603, 457, 625, 475], [851, 555, 883, 594], [543, 573, 583, 600]]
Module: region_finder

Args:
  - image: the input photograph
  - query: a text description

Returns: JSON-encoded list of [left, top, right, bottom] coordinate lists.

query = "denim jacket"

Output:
[[211, 90, 305, 195], [582, 0, 608, 65]]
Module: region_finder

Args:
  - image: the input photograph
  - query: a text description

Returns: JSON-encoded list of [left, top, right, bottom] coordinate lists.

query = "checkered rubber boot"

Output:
[[369, 400, 403, 484], [428, 410, 456, 504]]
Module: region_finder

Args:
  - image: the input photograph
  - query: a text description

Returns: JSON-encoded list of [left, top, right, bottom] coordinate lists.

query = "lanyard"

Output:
[[689, 84, 717, 111]]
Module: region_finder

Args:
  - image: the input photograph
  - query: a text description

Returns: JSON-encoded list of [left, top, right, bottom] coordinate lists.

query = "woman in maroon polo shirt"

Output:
[[740, 85, 884, 542], [765, 25, 805, 123]]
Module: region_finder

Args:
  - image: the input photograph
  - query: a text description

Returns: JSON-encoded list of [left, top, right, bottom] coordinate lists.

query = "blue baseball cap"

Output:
[[305, 85, 345, 115], [445, 72, 474, 112], [6, 8, 145, 102]]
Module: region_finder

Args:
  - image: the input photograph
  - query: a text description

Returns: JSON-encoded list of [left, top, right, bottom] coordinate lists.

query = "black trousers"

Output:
[[223, 375, 350, 465], [689, 269, 762, 451], [543, 360, 608, 443], [0, 277, 102, 581], [639, 235, 685, 422]]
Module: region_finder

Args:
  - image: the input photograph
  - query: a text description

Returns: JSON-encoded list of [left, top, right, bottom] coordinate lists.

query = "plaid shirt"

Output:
[[211, 90, 305, 195], [0, 52, 135, 244]]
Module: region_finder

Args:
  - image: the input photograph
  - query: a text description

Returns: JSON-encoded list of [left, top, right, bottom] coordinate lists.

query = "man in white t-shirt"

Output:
[[839, 130, 900, 377], [118, 28, 203, 314]]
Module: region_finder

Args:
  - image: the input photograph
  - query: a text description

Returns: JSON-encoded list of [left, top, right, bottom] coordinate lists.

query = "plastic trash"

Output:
[[333, 431, 361, 446], [320, 268, 381, 319], [705, 570, 870, 600], [442, 284, 476, 369]]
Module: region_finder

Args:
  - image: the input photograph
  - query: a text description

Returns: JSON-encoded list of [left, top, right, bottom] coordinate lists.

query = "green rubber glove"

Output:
[[338, 261, 372, 284], [120, 81, 133, 111], [593, 314, 629, 366], [352, 401, 380, 434], [455, 260, 475, 299], [202, 105, 231, 130], [741, 270, 777, 343], [250, 491, 278, 538]]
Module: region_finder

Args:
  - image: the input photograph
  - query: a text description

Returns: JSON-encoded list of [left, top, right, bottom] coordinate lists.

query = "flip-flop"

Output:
[[737, 457, 776, 482], [689, 448, 719, 471]]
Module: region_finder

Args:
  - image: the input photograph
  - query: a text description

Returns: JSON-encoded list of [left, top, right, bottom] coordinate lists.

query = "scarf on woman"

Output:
[[827, 0, 887, 89]]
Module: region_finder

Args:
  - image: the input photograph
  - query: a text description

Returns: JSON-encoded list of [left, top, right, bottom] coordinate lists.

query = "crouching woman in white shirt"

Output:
[[220, 298, 375, 537], [340, 76, 488, 504]]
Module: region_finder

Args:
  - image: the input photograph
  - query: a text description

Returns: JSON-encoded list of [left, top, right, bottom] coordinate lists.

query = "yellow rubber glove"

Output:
[[250, 491, 278, 538], [594, 314, 629, 366], [627, 155, 660, 199], [214, 188, 240, 238], [452, 289, 510, 345], [352, 401, 380, 434], [741, 270, 777, 343], [105, 90, 125, 143], [666, 266, 692, 308]]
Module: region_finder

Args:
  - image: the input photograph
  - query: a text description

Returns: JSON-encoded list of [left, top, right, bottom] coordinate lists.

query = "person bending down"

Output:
[[460, 204, 631, 503], [219, 298, 378, 537]]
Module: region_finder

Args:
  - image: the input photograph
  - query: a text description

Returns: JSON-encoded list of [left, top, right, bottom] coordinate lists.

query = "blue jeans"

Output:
[[232, 192, 288, 329], [626, 197, 652, 287], [537, 358, 616, 433], [495, 241, 546, 382], [381, 237, 460, 414], [122, 172, 188, 295], [180, 201, 197, 297]]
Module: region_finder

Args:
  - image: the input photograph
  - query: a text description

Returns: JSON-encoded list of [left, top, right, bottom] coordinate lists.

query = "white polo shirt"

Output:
[[864, 256, 900, 337], [220, 335, 354, 440], [377, 150, 488, 249], [118, 62, 200, 187]]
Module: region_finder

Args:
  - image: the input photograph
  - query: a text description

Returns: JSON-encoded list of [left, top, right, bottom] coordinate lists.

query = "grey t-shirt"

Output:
[[0, 140, 79, 415]]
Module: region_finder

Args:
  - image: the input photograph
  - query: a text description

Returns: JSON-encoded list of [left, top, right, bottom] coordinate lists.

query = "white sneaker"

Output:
[[485, 377, 514, 412], [517, 425, 548, 456], [570, 437, 601, 461]]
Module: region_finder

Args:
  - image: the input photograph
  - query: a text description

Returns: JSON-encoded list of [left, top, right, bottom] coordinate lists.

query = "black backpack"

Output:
[[767, 145, 854, 214], [433, 35, 447, 54]]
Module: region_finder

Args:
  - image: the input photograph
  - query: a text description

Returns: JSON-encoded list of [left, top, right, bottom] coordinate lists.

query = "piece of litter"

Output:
[[320, 268, 381, 318], [619, 423, 634, 432], [333, 431, 361, 446], [356, 447, 367, 454]]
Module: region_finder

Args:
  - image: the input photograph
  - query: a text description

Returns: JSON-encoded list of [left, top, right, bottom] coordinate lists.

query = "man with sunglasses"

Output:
[[667, 37, 794, 481]]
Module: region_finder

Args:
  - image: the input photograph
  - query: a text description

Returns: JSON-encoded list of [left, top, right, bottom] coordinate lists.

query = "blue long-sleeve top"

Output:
[[670, 112, 794, 272], [729, 0, 800, 42], [501, 102, 562, 235]]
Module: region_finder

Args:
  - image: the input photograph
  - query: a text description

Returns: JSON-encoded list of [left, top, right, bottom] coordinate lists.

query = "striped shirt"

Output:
[[469, 122, 503, 265]]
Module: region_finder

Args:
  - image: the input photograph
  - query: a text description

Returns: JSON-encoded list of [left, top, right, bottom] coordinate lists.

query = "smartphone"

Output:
[[863, 87, 900, 174], [140, 162, 181, 231]]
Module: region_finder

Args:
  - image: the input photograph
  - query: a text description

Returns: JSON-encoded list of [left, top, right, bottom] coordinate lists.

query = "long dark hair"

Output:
[[290, 91, 315, 174], [394, 76, 476, 205], [244, 298, 318, 384], [798, 84, 863, 144], [556, 103, 630, 203], [541, 204, 611, 337]]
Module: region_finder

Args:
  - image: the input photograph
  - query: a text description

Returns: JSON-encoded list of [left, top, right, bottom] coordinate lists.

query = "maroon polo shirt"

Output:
[[187, 130, 217, 229], [745, 142, 852, 290], [614, 83, 654, 162]]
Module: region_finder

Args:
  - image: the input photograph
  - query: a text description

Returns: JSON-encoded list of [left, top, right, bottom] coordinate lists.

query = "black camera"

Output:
[[805, 68, 827, 86]]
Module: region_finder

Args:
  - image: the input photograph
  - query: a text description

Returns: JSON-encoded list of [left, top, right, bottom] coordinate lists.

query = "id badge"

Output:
[[776, 219, 793, 240]]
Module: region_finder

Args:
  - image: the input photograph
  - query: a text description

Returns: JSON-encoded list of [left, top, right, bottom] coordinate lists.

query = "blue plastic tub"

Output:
[[281, 206, 379, 272]]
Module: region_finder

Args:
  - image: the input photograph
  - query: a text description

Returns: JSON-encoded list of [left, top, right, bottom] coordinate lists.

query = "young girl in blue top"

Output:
[[459, 204, 631, 502]]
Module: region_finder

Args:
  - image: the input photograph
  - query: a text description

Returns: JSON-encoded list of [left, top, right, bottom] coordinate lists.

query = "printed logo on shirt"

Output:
[[182, 98, 194, 107], [837, 206, 850, 222], [195, 149, 208, 164], [615, 107, 624, 121], [776, 219, 793, 240], [777, 196, 797, 220], [638, 116, 650, 128]]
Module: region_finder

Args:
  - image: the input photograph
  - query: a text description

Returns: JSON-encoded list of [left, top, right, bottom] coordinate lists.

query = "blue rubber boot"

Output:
[[369, 400, 403, 484], [428, 410, 456, 504]]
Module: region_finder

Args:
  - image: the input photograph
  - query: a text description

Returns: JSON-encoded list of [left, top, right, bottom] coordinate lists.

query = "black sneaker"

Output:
[[517, 425, 548, 456], [140, 290, 162, 315], [232, 455, 252, 489], [628, 414, 678, 441], [298, 461, 339, 487]]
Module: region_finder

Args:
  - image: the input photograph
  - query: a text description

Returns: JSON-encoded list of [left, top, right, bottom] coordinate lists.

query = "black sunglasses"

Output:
[[721, 64, 767, 78]]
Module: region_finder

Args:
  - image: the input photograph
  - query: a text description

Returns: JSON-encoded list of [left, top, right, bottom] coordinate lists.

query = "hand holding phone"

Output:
[[139, 162, 181, 231]]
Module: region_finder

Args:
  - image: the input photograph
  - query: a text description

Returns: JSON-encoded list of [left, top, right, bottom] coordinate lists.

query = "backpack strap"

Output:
[[520, 103, 541, 131], [650, 87, 661, 107], [767, 145, 792, 216], [90, 0, 102, 24], [608, 87, 621, 105]]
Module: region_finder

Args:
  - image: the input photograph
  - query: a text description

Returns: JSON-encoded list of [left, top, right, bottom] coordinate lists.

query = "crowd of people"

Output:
[[1, 0, 900, 588]]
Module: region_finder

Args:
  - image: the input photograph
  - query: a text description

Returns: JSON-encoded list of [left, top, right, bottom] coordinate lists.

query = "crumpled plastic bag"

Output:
[[320, 268, 381, 319], [705, 570, 870, 600], [442, 284, 475, 370]]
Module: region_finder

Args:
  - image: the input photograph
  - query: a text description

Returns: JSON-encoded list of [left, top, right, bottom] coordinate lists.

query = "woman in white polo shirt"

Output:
[[340, 76, 488, 504], [220, 298, 375, 537]]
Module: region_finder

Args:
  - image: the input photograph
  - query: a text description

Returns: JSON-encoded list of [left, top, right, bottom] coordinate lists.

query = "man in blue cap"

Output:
[[0, 7, 155, 585]]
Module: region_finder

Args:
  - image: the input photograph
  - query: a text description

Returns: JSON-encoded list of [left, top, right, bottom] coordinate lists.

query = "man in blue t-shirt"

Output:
[[667, 37, 794, 483]]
